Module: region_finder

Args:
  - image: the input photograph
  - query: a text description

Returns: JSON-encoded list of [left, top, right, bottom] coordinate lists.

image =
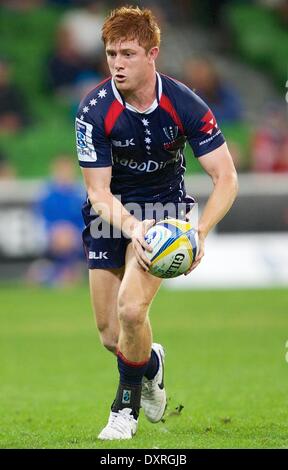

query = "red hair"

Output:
[[102, 5, 161, 53]]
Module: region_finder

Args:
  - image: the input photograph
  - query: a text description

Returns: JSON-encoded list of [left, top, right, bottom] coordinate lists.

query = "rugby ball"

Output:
[[144, 218, 198, 278]]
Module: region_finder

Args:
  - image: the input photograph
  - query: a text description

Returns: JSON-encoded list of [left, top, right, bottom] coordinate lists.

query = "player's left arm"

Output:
[[186, 142, 238, 274]]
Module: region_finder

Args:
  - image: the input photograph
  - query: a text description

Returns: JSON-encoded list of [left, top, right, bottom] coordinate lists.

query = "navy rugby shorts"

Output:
[[81, 196, 195, 269]]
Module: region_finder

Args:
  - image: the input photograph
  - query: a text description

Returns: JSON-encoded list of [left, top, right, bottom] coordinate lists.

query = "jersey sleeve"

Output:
[[75, 100, 112, 168], [182, 88, 225, 158]]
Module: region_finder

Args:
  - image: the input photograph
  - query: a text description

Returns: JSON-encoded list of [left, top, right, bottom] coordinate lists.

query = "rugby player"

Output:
[[75, 6, 238, 440]]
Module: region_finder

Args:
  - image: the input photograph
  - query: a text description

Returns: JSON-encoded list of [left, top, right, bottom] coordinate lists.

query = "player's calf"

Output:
[[97, 324, 119, 354], [100, 335, 118, 354]]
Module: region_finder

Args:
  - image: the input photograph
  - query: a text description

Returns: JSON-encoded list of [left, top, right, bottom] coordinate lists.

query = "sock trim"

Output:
[[117, 350, 150, 367]]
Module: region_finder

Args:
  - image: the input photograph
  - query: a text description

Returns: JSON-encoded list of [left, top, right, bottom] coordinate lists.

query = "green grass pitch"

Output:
[[0, 285, 288, 449]]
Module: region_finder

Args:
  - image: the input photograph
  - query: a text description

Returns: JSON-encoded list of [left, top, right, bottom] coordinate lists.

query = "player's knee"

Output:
[[118, 298, 149, 329]]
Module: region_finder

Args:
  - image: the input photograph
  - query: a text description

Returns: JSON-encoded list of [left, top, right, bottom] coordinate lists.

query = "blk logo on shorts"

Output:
[[122, 390, 131, 404], [88, 251, 108, 259]]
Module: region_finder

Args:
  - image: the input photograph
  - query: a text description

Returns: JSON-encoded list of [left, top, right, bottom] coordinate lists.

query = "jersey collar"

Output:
[[111, 72, 162, 114]]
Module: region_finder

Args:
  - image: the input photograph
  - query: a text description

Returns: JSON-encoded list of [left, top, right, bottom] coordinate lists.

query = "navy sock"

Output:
[[112, 350, 149, 418], [117, 350, 149, 385], [144, 348, 159, 380]]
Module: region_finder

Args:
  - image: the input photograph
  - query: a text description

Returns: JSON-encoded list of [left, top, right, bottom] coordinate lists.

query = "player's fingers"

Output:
[[194, 243, 204, 261], [136, 256, 149, 271], [132, 241, 148, 270], [190, 256, 203, 269], [185, 264, 194, 275], [137, 229, 153, 252], [141, 219, 155, 252], [191, 260, 201, 270], [184, 261, 200, 275], [184, 251, 204, 275], [134, 248, 150, 271], [143, 218, 156, 231], [134, 239, 151, 267], [195, 251, 204, 263], [139, 250, 152, 268], [140, 237, 153, 252]]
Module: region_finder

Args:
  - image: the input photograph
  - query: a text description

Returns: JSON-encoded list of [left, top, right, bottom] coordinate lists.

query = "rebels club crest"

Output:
[[163, 125, 179, 141]]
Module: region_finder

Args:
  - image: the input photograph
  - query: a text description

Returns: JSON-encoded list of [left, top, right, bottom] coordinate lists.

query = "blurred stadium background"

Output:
[[1, 0, 288, 449], [0, 0, 287, 287]]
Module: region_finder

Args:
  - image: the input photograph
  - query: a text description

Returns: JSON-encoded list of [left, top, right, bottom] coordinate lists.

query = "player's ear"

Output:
[[148, 46, 159, 63]]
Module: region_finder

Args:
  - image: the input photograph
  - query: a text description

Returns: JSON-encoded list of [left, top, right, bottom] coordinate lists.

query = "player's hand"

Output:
[[184, 232, 205, 275], [131, 219, 155, 271]]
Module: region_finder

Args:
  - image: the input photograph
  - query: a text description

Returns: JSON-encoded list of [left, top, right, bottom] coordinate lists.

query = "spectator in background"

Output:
[[0, 0, 44, 10], [46, 26, 85, 97], [46, 2, 107, 99], [277, 0, 288, 26], [0, 57, 31, 134], [257, 0, 288, 26], [183, 57, 243, 124], [46, 28, 106, 107], [59, 0, 105, 65], [251, 103, 288, 173], [46, 0, 74, 6], [26, 155, 85, 286]]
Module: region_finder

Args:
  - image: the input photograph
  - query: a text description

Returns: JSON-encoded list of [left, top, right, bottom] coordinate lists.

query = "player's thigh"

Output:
[[117, 242, 162, 323], [83, 220, 126, 333], [89, 267, 124, 333]]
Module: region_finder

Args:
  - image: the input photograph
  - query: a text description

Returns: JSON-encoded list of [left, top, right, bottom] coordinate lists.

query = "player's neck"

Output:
[[123, 72, 157, 113]]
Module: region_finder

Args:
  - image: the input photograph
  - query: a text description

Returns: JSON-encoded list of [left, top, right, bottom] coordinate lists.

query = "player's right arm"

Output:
[[81, 166, 154, 271]]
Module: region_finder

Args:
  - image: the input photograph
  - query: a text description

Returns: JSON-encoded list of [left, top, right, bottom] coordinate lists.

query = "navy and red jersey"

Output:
[[75, 72, 225, 205]]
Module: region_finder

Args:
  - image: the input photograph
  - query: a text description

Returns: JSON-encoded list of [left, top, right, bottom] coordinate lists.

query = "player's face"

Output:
[[106, 39, 157, 93]]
